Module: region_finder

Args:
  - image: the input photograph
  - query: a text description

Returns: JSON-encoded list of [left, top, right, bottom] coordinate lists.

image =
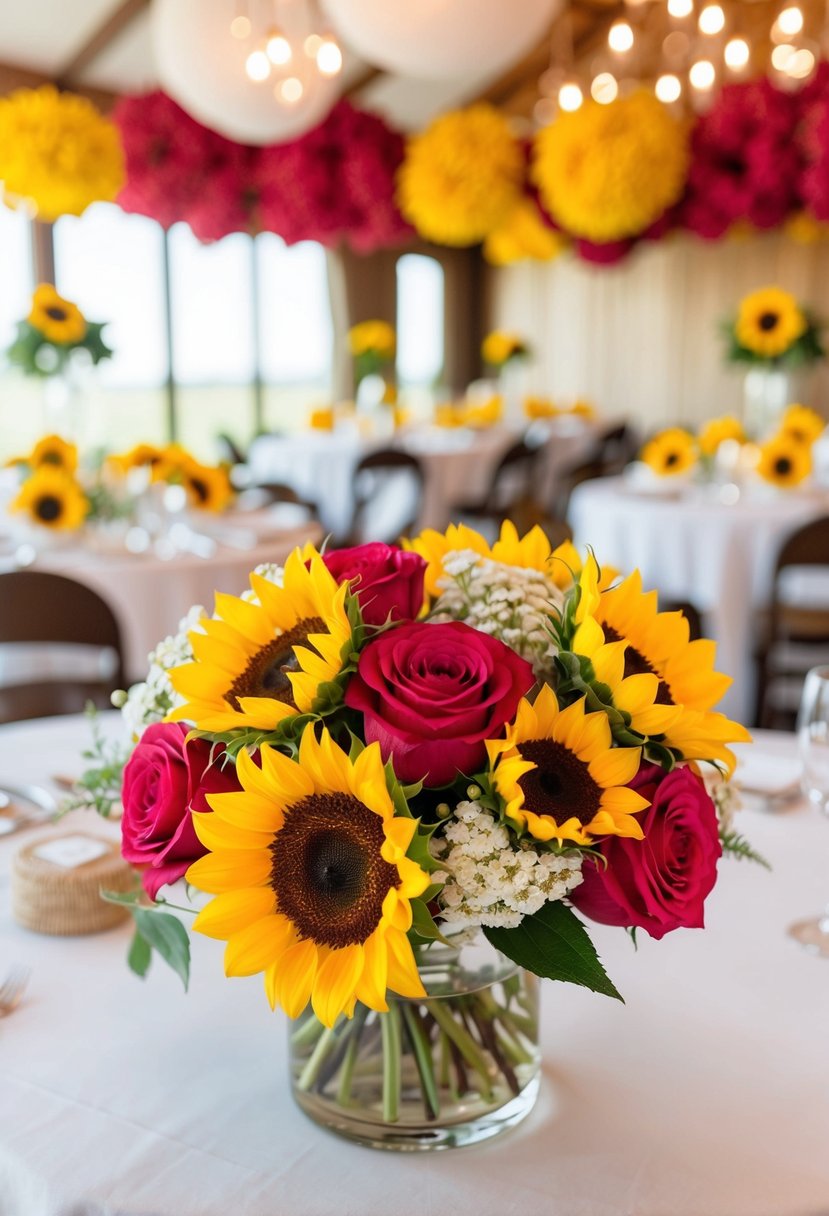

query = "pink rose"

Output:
[[322, 543, 426, 627], [121, 722, 240, 899], [571, 764, 722, 940], [345, 620, 534, 786]]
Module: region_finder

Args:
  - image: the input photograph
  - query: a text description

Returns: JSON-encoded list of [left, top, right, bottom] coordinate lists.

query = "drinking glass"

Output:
[[790, 665, 829, 955]]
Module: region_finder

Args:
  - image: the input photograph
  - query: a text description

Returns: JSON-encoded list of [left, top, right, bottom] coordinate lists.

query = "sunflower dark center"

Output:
[[44, 306, 67, 322], [226, 616, 325, 709], [602, 624, 674, 705], [664, 451, 680, 468], [40, 452, 63, 465], [517, 738, 602, 825], [758, 311, 779, 332], [34, 495, 62, 523], [775, 456, 793, 476], [270, 792, 397, 948], [189, 476, 209, 503]]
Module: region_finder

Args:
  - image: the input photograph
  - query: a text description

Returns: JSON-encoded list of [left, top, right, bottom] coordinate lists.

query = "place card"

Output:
[[33, 835, 110, 870]]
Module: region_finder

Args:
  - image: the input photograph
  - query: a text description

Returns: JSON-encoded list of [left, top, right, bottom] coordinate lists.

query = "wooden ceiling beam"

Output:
[[0, 59, 117, 109], [56, 0, 150, 87]]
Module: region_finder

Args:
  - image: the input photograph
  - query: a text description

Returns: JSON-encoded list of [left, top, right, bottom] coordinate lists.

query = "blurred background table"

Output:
[[570, 477, 829, 722], [1, 714, 827, 1216]]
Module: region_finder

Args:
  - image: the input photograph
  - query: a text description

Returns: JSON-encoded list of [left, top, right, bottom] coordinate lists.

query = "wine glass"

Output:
[[790, 665, 829, 955]]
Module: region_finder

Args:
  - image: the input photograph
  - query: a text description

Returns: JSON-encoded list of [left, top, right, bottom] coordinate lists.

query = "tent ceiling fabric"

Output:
[[0, 0, 572, 130]]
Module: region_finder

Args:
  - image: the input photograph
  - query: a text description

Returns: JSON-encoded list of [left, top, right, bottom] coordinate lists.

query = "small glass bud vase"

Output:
[[289, 931, 540, 1151]]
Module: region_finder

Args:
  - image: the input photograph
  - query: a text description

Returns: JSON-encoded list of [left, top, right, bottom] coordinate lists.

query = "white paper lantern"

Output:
[[320, 0, 561, 79], [151, 0, 340, 145]]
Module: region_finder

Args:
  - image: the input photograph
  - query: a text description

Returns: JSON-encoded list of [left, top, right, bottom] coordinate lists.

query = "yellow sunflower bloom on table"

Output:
[[29, 434, 78, 473], [756, 433, 812, 488], [486, 684, 649, 846], [408, 521, 559, 599], [107, 443, 165, 476], [169, 549, 353, 734], [735, 287, 807, 359], [27, 285, 87, 345], [698, 415, 745, 457], [348, 321, 396, 360], [11, 467, 88, 530], [187, 727, 430, 1027], [481, 331, 528, 367], [581, 568, 750, 771], [780, 404, 824, 446], [640, 428, 697, 477], [181, 460, 234, 512], [524, 396, 558, 420]]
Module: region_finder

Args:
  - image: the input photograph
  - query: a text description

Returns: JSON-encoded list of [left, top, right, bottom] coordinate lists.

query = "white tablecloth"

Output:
[[248, 421, 595, 535], [570, 477, 829, 723], [0, 519, 323, 684], [1, 715, 828, 1216]]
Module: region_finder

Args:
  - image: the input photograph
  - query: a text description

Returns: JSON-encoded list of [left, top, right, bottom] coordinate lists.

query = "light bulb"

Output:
[[771, 42, 795, 70], [304, 33, 323, 57], [591, 72, 618, 104], [279, 76, 304, 104], [698, 4, 725, 34], [266, 31, 292, 65], [558, 82, 583, 112], [668, 0, 693, 16], [317, 38, 343, 76], [655, 73, 682, 102], [245, 49, 271, 81], [608, 21, 634, 52], [689, 58, 716, 89], [230, 14, 251, 39], [787, 47, 815, 78], [724, 37, 750, 68], [777, 6, 804, 36], [533, 97, 556, 125]]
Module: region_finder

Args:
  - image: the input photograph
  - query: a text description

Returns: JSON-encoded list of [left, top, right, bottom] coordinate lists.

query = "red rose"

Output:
[[322, 543, 426, 627], [570, 764, 722, 940], [121, 722, 240, 899], [345, 620, 534, 786]]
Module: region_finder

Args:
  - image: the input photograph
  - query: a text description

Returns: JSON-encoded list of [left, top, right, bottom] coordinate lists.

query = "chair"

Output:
[[241, 481, 320, 519], [455, 439, 544, 536], [0, 571, 125, 725], [554, 424, 639, 522], [344, 450, 426, 546], [215, 432, 247, 467], [756, 516, 829, 729]]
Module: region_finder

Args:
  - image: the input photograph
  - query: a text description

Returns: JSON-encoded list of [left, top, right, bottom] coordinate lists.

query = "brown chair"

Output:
[[554, 424, 639, 522], [345, 449, 426, 546], [0, 571, 125, 724], [215, 432, 247, 467], [756, 516, 829, 729], [455, 438, 544, 535], [245, 481, 320, 519]]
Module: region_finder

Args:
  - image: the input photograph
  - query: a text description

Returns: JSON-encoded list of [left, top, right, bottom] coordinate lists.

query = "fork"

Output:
[[0, 965, 31, 1017]]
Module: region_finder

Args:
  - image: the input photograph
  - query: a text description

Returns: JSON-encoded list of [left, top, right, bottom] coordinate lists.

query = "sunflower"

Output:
[[641, 428, 697, 477], [107, 443, 165, 475], [408, 521, 556, 599], [481, 331, 529, 367], [169, 548, 353, 733], [756, 433, 812, 488], [29, 434, 78, 473], [152, 443, 195, 483], [524, 396, 559, 420], [348, 320, 396, 360], [181, 460, 234, 512], [780, 403, 824, 446], [187, 727, 430, 1026], [27, 284, 87, 345], [698, 415, 745, 457], [735, 287, 807, 359], [11, 466, 88, 530], [585, 568, 750, 771], [487, 684, 649, 846]]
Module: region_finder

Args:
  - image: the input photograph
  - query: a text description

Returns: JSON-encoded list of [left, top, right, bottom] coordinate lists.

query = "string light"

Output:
[[787, 47, 815, 77], [698, 5, 725, 34], [777, 6, 804, 36], [591, 72, 618, 104], [558, 82, 584, 111], [689, 59, 716, 89], [266, 31, 292, 65], [534, 97, 556, 125], [608, 21, 634, 52], [304, 34, 323, 57], [724, 37, 750, 68], [317, 37, 343, 76], [230, 15, 251, 38], [245, 49, 271, 81], [655, 73, 682, 102], [667, 0, 693, 16], [279, 77, 304, 104], [771, 42, 795, 70]]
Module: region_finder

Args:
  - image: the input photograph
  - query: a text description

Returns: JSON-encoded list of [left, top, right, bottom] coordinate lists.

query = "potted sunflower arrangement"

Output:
[[6, 434, 89, 543], [5, 284, 113, 439], [347, 320, 398, 429], [723, 286, 824, 436], [73, 522, 760, 1152], [481, 330, 532, 426]]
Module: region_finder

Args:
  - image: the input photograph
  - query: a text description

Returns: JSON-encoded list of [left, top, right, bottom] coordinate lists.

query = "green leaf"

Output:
[[127, 928, 152, 978], [100, 886, 143, 907], [410, 899, 450, 944], [131, 908, 191, 991], [485, 901, 623, 1002]]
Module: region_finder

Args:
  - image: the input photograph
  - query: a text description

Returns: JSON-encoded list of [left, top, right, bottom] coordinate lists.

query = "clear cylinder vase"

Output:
[[743, 367, 809, 438], [289, 931, 540, 1151]]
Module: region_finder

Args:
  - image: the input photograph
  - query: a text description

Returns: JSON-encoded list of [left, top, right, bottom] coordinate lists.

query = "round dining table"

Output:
[[569, 476, 829, 723], [248, 418, 597, 535], [0, 713, 827, 1216]]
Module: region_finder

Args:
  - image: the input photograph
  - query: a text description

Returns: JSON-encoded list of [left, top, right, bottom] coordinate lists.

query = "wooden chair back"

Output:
[[347, 449, 426, 546]]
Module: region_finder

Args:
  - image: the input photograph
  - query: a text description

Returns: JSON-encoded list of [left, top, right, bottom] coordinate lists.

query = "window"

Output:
[[396, 253, 444, 390], [0, 207, 39, 461], [256, 234, 333, 431], [54, 203, 168, 452]]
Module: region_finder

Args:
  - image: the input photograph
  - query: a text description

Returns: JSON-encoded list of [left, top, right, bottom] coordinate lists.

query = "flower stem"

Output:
[[401, 1003, 440, 1120], [425, 998, 494, 1101], [336, 1010, 367, 1107], [381, 1004, 402, 1123], [297, 1024, 339, 1092]]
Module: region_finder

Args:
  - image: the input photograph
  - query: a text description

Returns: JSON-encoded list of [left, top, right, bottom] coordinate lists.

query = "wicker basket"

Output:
[[11, 831, 134, 936]]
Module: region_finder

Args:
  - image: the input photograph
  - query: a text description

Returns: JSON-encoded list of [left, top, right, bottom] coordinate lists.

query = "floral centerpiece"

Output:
[[76, 521, 760, 1150], [107, 442, 234, 513], [723, 286, 825, 434], [5, 434, 131, 537], [347, 321, 397, 420], [481, 331, 530, 371]]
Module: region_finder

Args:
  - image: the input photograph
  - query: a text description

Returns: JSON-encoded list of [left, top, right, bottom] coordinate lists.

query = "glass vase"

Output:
[[289, 931, 540, 1151], [743, 367, 809, 438]]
